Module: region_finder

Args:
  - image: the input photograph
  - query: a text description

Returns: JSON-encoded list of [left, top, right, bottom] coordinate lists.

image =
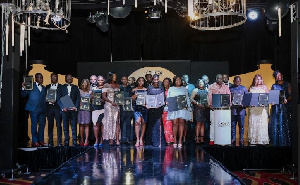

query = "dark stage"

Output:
[[14, 143, 296, 184]]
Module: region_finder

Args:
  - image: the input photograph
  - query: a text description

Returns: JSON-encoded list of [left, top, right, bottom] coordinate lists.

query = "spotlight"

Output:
[[248, 11, 258, 20], [88, 11, 109, 32], [109, 6, 131, 18]]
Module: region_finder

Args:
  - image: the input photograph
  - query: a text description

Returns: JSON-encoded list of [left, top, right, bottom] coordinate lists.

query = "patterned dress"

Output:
[[102, 84, 120, 140], [77, 90, 91, 124], [193, 88, 208, 122], [269, 82, 291, 146], [248, 85, 269, 145], [163, 88, 175, 143]]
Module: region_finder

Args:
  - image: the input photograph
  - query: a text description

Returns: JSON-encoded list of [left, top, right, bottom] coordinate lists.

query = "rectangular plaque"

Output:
[[166, 97, 178, 112], [199, 94, 208, 106], [232, 93, 244, 106], [268, 90, 280, 105], [60, 95, 75, 109], [92, 90, 102, 105], [156, 93, 165, 107], [176, 95, 187, 109], [80, 97, 90, 111], [46, 89, 57, 102], [258, 93, 269, 106], [136, 91, 147, 106], [114, 91, 125, 105], [146, 95, 156, 108], [221, 94, 230, 107], [24, 76, 33, 90], [123, 97, 133, 111]]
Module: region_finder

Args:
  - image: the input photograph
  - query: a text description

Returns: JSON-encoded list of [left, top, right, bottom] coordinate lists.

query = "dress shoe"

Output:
[[48, 143, 54, 147], [239, 141, 244, 146], [57, 143, 62, 147], [32, 142, 40, 147], [39, 142, 47, 147], [64, 142, 69, 147]]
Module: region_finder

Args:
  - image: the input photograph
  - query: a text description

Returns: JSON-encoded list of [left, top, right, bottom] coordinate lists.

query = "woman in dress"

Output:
[[190, 79, 208, 145], [269, 70, 292, 146], [102, 72, 120, 146], [248, 74, 269, 145], [131, 77, 148, 147], [162, 78, 174, 145], [78, 79, 92, 146], [91, 75, 105, 147], [145, 74, 166, 147], [167, 76, 192, 148]]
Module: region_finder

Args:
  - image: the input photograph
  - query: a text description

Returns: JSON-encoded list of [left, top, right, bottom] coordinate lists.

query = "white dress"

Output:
[[167, 86, 192, 121], [248, 85, 269, 144]]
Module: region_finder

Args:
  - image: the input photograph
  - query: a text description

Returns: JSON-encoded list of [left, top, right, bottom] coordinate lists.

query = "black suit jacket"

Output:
[[57, 84, 81, 110]]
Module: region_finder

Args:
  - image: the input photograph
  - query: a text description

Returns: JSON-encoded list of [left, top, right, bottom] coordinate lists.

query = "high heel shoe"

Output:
[[135, 140, 140, 147], [139, 140, 144, 146]]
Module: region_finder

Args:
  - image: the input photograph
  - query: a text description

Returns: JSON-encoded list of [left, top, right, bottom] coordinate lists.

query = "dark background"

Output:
[[27, 9, 291, 80]]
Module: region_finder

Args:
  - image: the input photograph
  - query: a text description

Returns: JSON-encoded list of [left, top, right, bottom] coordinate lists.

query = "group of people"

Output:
[[21, 70, 292, 148]]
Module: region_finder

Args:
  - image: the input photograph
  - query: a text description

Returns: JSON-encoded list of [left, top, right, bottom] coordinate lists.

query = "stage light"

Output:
[[88, 11, 109, 32], [109, 6, 131, 18], [248, 11, 258, 20]]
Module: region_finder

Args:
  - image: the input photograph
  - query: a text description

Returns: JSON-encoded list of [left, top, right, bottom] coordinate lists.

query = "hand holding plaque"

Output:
[[23, 76, 33, 90], [176, 95, 187, 109], [123, 97, 133, 111], [92, 90, 102, 105], [80, 97, 90, 111], [232, 93, 243, 106], [114, 91, 125, 105], [136, 91, 147, 106]]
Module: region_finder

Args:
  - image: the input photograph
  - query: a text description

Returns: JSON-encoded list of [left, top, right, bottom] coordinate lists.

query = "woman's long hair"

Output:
[[250, 74, 263, 88], [80, 79, 90, 91], [173, 75, 182, 86]]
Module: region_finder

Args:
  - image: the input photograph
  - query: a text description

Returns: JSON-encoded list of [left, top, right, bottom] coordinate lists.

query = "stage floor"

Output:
[[36, 145, 242, 184]]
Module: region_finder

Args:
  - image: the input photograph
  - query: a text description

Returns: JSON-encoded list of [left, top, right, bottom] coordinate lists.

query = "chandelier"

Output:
[[12, 0, 71, 31], [189, 0, 247, 30]]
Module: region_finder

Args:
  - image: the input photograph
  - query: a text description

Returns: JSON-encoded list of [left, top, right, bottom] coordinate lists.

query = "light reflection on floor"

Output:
[[37, 145, 242, 185]]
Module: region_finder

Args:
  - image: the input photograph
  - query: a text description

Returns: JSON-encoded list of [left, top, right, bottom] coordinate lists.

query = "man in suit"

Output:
[[21, 73, 47, 147], [57, 74, 80, 146], [46, 73, 62, 147]]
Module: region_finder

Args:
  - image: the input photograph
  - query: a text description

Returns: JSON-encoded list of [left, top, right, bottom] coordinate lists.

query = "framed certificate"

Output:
[[80, 97, 90, 111], [60, 95, 75, 109], [24, 76, 33, 90], [221, 94, 230, 107], [136, 91, 147, 106], [199, 94, 208, 106], [123, 97, 133, 111], [156, 93, 165, 107], [92, 91, 102, 105], [176, 95, 187, 109], [46, 89, 57, 102], [114, 91, 125, 105], [232, 93, 243, 106], [146, 95, 156, 108], [258, 93, 268, 106]]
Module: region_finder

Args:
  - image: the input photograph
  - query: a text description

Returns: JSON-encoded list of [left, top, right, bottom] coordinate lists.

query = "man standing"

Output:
[[230, 76, 248, 146], [208, 74, 231, 145], [57, 74, 80, 146], [120, 75, 133, 144], [45, 73, 62, 147], [145, 74, 152, 88], [21, 73, 47, 147], [223, 74, 233, 88]]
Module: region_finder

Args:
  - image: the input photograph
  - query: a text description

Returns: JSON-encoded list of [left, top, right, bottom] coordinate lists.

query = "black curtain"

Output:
[[28, 9, 291, 79]]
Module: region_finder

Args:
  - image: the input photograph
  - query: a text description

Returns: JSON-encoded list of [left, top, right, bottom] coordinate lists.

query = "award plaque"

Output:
[[114, 91, 125, 105], [220, 94, 230, 107], [199, 94, 208, 106], [136, 91, 147, 106], [24, 76, 33, 90], [80, 97, 90, 111], [232, 93, 243, 106], [60, 95, 75, 109], [166, 97, 178, 112], [279, 90, 286, 104], [176, 95, 187, 109], [123, 97, 133, 111], [92, 90, 102, 105], [46, 89, 57, 102], [258, 93, 268, 106], [146, 95, 156, 108], [156, 93, 165, 107], [268, 90, 279, 105]]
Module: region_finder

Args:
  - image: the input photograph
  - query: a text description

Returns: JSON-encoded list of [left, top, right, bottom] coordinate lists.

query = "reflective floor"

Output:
[[38, 145, 242, 185]]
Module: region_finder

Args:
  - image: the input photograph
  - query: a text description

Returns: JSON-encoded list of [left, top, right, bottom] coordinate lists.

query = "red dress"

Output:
[[163, 88, 174, 143]]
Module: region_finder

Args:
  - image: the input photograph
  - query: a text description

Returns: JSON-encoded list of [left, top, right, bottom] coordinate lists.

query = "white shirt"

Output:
[[36, 82, 42, 92], [50, 83, 58, 90], [67, 84, 72, 96]]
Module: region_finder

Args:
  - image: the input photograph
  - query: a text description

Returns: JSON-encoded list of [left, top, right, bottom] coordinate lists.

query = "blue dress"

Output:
[[269, 81, 292, 146]]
